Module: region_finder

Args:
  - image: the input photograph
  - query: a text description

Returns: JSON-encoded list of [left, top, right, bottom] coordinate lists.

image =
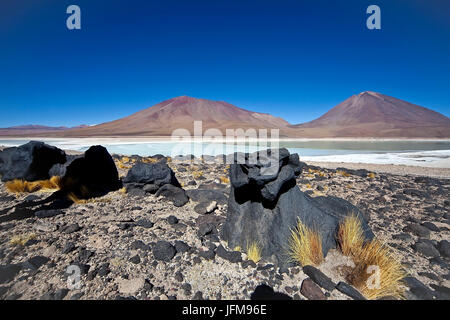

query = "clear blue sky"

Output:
[[0, 0, 449, 127]]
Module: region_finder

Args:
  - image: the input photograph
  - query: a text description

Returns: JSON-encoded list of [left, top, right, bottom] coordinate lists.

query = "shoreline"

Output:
[[1, 136, 450, 143]]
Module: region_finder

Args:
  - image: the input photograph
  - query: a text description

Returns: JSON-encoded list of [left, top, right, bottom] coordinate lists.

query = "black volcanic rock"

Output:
[[123, 162, 180, 188], [221, 148, 373, 265], [155, 184, 189, 207], [0, 141, 66, 182], [59, 145, 121, 199]]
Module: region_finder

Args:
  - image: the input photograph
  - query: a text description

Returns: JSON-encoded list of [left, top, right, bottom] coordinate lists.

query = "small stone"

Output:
[[61, 223, 81, 234], [412, 241, 440, 258], [302, 265, 336, 291], [421, 222, 439, 232], [129, 255, 141, 264], [403, 224, 430, 238], [62, 242, 77, 254], [167, 215, 179, 225], [174, 271, 184, 282], [335, 282, 366, 300], [199, 249, 215, 260], [153, 241, 176, 262], [300, 278, 327, 300], [54, 288, 69, 300], [174, 241, 190, 253], [193, 291, 203, 300], [22, 256, 50, 270], [437, 240, 450, 258]]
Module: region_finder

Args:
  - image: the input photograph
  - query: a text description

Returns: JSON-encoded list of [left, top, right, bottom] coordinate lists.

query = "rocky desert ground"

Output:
[[0, 145, 449, 301]]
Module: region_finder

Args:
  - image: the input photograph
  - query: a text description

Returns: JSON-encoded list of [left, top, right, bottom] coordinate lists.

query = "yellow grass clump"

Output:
[[246, 241, 262, 264], [219, 176, 230, 184], [5, 176, 61, 194], [337, 214, 407, 300], [67, 192, 112, 204], [337, 214, 365, 256], [233, 246, 241, 252], [368, 172, 376, 179], [288, 219, 323, 266], [337, 170, 350, 177], [192, 171, 203, 179], [10, 233, 37, 246]]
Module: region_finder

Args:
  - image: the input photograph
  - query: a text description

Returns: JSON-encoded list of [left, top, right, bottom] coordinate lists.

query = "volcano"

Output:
[[290, 91, 450, 138]]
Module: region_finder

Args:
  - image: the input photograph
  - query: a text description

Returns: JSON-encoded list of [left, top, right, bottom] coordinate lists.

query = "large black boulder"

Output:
[[221, 148, 373, 265], [48, 154, 82, 177], [0, 141, 66, 182], [59, 145, 121, 199], [123, 162, 181, 188]]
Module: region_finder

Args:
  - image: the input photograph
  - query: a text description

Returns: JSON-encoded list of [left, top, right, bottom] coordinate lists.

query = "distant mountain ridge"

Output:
[[1, 93, 449, 138], [0, 124, 89, 136]]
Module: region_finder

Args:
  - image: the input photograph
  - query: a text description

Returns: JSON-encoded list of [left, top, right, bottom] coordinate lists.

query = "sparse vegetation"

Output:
[[368, 172, 376, 179], [288, 219, 323, 266], [246, 241, 262, 264], [192, 170, 204, 179], [67, 192, 112, 204], [337, 214, 365, 256], [337, 214, 407, 300], [5, 176, 61, 193], [10, 233, 37, 246], [337, 170, 350, 177], [219, 176, 230, 184]]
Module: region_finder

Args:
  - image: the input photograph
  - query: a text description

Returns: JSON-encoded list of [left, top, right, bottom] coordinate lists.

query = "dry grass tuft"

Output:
[[5, 176, 62, 194], [233, 246, 241, 252], [288, 219, 323, 266], [337, 214, 365, 256], [219, 176, 230, 184], [192, 170, 204, 179], [368, 172, 376, 179], [246, 241, 262, 264], [10, 233, 37, 246], [337, 170, 350, 177], [67, 192, 112, 204], [337, 214, 407, 300]]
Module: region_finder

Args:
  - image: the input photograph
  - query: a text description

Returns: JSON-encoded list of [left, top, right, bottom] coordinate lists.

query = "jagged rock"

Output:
[[221, 149, 373, 265], [59, 145, 121, 199], [123, 162, 180, 188], [0, 141, 66, 182]]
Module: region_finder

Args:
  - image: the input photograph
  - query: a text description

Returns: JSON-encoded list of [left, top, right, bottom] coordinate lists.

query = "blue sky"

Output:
[[0, 0, 449, 127]]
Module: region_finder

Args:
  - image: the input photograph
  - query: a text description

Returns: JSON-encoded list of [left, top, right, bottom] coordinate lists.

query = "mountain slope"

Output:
[[290, 91, 450, 138], [1, 93, 449, 138], [53, 96, 290, 137]]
